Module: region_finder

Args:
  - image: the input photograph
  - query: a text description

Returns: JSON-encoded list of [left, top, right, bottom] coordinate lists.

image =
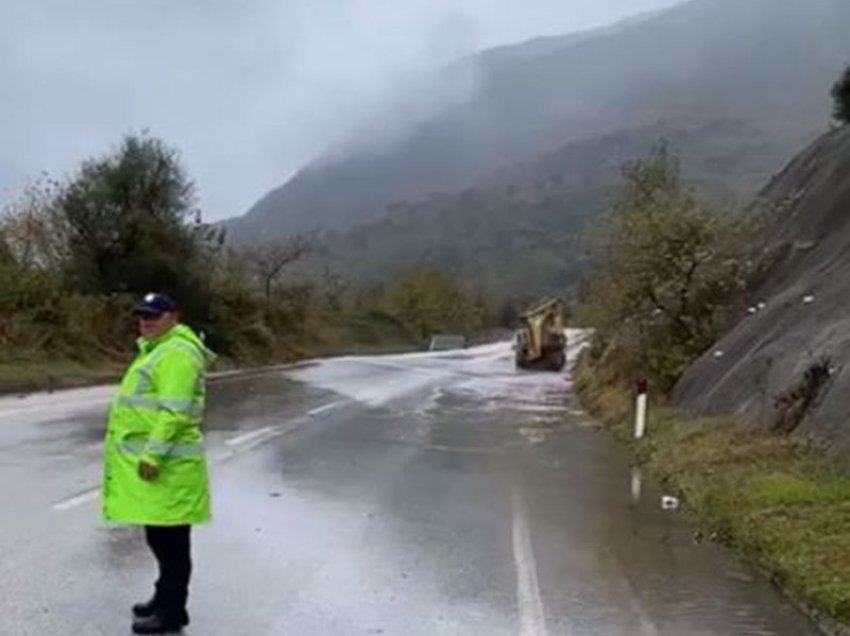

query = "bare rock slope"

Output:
[[674, 126, 850, 463]]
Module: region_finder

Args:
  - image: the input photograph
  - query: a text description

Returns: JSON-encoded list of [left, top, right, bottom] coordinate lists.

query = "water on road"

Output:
[[0, 336, 822, 635]]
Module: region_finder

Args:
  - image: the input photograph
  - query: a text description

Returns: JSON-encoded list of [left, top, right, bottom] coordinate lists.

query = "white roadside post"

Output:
[[635, 378, 648, 440], [631, 466, 643, 502]]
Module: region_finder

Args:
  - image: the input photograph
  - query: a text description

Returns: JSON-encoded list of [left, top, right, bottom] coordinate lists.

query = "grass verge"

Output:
[[0, 360, 127, 395], [0, 313, 422, 397], [575, 361, 850, 629]]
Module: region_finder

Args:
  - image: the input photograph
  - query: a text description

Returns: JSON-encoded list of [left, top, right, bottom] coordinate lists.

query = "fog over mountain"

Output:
[[227, 0, 850, 249], [0, 0, 678, 220]]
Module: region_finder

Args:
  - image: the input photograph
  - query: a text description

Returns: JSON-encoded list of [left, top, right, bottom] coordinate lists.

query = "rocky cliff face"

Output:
[[674, 126, 850, 464]]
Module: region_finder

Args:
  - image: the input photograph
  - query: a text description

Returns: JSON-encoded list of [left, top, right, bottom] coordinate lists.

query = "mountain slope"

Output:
[[227, 0, 850, 243], [312, 117, 800, 297], [673, 125, 850, 463]]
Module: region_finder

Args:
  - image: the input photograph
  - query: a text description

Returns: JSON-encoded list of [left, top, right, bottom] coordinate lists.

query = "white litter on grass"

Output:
[[661, 496, 680, 511]]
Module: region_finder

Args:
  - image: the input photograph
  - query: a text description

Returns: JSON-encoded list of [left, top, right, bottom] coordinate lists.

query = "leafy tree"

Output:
[[0, 234, 18, 310], [57, 133, 201, 299], [384, 268, 489, 340], [832, 65, 850, 125], [583, 144, 754, 390], [0, 132, 502, 371], [0, 235, 13, 267]]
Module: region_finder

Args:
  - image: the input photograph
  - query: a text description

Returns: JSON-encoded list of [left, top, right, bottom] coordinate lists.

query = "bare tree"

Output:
[[319, 266, 350, 312], [0, 176, 68, 272], [245, 235, 313, 307]]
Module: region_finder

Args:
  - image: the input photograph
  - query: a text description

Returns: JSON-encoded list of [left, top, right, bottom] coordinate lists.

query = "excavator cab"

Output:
[[515, 298, 567, 371]]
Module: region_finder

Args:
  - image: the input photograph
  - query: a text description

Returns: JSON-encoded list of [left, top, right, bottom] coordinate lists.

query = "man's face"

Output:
[[138, 311, 178, 340]]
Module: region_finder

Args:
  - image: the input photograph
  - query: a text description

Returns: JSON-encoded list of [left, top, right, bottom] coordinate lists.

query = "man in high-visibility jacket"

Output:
[[102, 293, 214, 635]]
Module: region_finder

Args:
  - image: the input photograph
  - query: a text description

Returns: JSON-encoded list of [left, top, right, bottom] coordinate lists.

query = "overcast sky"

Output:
[[0, 0, 681, 221]]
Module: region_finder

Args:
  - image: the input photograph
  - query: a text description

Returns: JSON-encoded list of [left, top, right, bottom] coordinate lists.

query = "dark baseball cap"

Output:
[[133, 293, 177, 317]]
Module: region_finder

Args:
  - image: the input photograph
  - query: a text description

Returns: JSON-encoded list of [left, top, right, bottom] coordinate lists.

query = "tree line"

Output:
[[0, 134, 500, 372], [577, 143, 756, 392]]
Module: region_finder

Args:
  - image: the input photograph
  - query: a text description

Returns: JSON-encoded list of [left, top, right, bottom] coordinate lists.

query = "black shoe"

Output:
[[131, 613, 185, 634], [132, 601, 189, 626], [132, 598, 158, 618]]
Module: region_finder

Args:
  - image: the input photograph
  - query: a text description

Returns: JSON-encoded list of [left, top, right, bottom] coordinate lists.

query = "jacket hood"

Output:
[[139, 323, 217, 367], [171, 324, 217, 366]]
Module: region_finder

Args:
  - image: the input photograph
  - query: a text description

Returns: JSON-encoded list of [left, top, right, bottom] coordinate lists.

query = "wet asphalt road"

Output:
[[0, 338, 824, 636]]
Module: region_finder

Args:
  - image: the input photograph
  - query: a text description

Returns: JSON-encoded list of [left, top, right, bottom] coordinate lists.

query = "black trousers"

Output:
[[144, 525, 192, 618]]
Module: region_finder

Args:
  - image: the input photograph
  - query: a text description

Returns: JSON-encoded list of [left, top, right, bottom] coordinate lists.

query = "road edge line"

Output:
[[512, 486, 550, 636]]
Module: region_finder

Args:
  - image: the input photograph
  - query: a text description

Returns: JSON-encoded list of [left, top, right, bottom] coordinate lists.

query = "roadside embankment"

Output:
[[575, 361, 850, 633]]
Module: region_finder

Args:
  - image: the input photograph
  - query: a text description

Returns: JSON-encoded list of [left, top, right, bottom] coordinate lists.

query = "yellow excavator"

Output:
[[514, 298, 567, 371]]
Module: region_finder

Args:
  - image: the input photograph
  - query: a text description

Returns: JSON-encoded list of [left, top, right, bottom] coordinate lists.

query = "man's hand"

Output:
[[138, 461, 160, 482]]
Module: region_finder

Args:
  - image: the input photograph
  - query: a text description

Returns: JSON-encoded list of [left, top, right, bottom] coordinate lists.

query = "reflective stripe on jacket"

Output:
[[102, 323, 215, 526]]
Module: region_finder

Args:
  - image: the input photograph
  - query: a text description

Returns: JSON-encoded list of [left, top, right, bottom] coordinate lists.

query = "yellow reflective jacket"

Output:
[[102, 323, 215, 525]]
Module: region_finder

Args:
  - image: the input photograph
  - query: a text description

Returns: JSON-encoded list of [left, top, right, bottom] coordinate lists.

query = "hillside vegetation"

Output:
[[226, 0, 850, 297], [313, 119, 783, 297], [0, 136, 499, 393]]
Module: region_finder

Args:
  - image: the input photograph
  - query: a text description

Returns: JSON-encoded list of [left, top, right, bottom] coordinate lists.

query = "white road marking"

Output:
[[53, 488, 100, 511], [518, 428, 546, 445], [307, 401, 343, 417], [512, 487, 550, 636], [225, 426, 276, 447], [600, 547, 661, 636], [54, 400, 344, 512], [221, 425, 289, 457]]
